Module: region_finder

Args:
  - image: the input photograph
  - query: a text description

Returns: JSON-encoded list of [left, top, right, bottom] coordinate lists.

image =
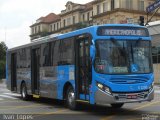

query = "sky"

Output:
[[0, 0, 91, 48]]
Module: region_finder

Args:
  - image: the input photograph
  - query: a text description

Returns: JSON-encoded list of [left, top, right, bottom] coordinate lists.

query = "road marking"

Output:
[[0, 94, 17, 99], [131, 101, 160, 111], [0, 99, 21, 103], [15, 109, 68, 120], [125, 101, 160, 120], [32, 109, 68, 118], [0, 98, 4, 101], [101, 115, 115, 120], [0, 103, 42, 110], [101, 101, 160, 120], [3, 93, 21, 97]]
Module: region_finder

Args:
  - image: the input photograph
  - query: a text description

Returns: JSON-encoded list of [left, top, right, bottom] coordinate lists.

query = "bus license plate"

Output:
[[127, 94, 137, 99]]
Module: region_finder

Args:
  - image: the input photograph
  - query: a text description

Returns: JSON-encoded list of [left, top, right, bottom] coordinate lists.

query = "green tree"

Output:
[[0, 41, 7, 79]]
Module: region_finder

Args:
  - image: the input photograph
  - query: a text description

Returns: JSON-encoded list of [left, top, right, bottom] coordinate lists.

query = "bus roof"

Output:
[[8, 24, 148, 52]]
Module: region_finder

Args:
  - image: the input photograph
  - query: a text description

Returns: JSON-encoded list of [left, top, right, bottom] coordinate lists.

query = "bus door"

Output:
[[76, 35, 91, 101], [11, 53, 17, 91], [31, 48, 40, 95]]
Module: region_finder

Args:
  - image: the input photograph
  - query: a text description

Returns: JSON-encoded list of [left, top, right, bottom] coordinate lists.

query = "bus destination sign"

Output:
[[97, 27, 149, 37]]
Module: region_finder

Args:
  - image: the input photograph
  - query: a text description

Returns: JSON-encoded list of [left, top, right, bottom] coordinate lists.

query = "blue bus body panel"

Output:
[[89, 73, 154, 104], [79, 94, 89, 100], [94, 73, 154, 92], [57, 65, 75, 100]]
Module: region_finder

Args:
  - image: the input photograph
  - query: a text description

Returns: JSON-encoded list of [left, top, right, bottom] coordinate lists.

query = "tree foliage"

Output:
[[0, 41, 7, 79]]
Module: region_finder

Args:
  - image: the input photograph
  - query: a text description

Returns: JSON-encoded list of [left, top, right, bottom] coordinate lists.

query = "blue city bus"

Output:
[[6, 24, 154, 110]]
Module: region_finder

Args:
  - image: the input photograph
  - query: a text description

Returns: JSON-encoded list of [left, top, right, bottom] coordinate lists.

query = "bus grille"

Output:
[[113, 91, 148, 100], [109, 76, 148, 84]]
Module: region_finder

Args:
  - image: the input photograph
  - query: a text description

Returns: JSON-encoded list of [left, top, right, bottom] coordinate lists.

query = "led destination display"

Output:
[[97, 26, 149, 37]]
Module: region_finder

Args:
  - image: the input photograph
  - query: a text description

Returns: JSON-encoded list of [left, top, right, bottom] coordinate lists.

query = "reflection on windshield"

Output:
[[95, 40, 152, 74]]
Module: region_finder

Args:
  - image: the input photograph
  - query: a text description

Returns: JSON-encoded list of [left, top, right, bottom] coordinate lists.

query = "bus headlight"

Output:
[[97, 82, 112, 95]]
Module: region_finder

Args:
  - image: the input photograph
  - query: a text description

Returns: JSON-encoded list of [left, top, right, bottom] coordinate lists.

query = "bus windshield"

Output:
[[95, 40, 152, 74]]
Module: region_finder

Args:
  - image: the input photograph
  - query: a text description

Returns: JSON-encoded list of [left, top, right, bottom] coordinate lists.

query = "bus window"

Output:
[[52, 40, 60, 66], [41, 43, 51, 66], [95, 40, 152, 74], [60, 38, 75, 65]]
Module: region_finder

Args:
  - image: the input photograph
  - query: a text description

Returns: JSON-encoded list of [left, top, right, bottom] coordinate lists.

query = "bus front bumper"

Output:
[[95, 88, 154, 104]]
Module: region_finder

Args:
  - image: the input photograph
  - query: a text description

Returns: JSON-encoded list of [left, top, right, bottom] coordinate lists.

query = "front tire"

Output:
[[21, 83, 29, 100], [66, 86, 78, 110], [111, 103, 124, 108]]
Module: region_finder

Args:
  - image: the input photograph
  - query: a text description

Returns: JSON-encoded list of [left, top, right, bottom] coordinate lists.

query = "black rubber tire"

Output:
[[21, 83, 29, 100], [66, 86, 78, 110], [111, 103, 124, 108]]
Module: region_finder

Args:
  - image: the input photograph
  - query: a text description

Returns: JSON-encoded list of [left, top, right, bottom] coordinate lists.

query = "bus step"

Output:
[[76, 100, 89, 103], [33, 94, 40, 98]]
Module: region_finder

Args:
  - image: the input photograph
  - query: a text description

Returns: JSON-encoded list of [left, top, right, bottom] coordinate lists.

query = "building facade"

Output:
[[148, 23, 160, 84], [30, 13, 60, 40], [30, 0, 159, 41]]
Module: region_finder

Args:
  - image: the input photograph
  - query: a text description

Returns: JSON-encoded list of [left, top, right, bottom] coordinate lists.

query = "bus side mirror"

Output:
[[90, 45, 95, 59]]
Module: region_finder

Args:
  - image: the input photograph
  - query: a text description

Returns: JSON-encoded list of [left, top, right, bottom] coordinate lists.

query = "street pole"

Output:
[[145, 7, 160, 26]]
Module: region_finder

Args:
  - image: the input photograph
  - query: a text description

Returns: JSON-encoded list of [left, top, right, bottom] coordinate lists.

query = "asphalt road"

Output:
[[0, 82, 160, 120]]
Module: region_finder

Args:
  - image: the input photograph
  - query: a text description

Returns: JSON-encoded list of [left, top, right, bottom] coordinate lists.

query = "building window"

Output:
[[67, 17, 71, 26], [152, 47, 160, 64], [50, 25, 52, 32], [103, 2, 108, 12], [126, 0, 132, 9], [111, 0, 114, 10], [73, 16, 75, 24], [138, 0, 144, 11], [82, 14, 85, 21], [38, 26, 40, 32], [35, 27, 37, 33], [87, 12, 90, 21], [63, 19, 66, 27], [68, 5, 71, 11], [97, 4, 100, 14], [57, 22, 59, 30], [32, 28, 34, 34], [54, 24, 56, 31]]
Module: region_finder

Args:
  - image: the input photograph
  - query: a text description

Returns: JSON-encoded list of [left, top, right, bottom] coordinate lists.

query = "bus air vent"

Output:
[[109, 76, 148, 84]]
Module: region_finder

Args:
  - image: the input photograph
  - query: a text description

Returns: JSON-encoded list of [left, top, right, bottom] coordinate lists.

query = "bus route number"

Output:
[[138, 85, 148, 90]]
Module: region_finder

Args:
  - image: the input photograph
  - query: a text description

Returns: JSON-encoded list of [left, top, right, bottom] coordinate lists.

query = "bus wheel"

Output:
[[66, 86, 77, 110], [111, 103, 124, 108], [21, 83, 29, 100]]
